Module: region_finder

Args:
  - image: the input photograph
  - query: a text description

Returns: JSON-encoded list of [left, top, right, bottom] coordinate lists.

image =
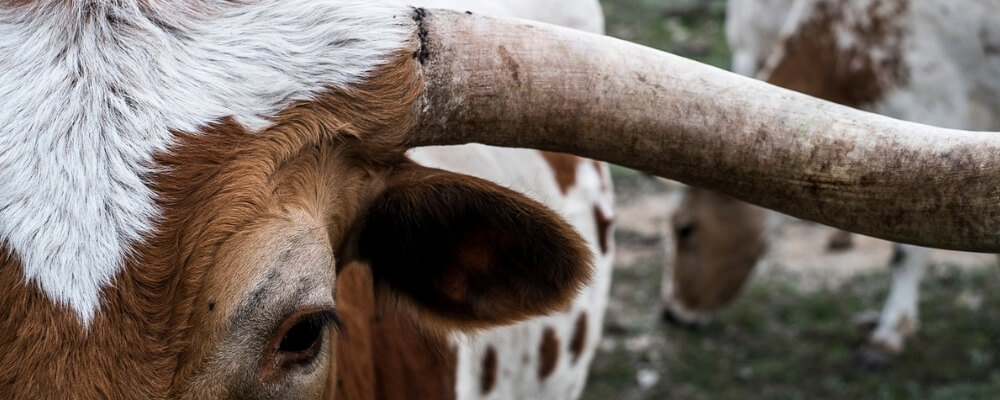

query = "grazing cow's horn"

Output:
[[408, 9, 1000, 252]]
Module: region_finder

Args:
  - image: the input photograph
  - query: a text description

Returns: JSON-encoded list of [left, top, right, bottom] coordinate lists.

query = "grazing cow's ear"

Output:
[[348, 163, 592, 331]]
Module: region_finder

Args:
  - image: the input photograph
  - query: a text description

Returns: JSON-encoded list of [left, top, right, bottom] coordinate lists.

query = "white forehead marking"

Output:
[[0, 0, 413, 323]]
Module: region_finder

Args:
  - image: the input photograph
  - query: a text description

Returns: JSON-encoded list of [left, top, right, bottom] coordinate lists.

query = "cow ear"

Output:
[[350, 164, 592, 331]]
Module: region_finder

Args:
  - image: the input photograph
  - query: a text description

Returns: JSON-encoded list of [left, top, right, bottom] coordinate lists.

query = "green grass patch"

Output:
[[602, 0, 731, 68], [586, 263, 1000, 400], [601, 0, 732, 180]]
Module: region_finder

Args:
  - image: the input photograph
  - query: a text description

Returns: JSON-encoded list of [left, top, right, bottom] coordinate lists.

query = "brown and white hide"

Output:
[[664, 0, 1000, 357]]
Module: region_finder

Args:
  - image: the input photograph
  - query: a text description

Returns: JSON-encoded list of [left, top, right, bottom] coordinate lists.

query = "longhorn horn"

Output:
[[407, 9, 1000, 252]]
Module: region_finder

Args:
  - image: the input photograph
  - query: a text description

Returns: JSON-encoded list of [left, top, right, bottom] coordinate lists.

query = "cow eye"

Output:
[[675, 222, 697, 242], [261, 309, 342, 381]]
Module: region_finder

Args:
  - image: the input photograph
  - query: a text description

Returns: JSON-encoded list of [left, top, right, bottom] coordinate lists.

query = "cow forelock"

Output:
[[0, 0, 413, 323]]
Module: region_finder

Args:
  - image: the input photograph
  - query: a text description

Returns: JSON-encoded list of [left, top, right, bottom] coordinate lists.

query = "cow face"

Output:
[[0, 34, 592, 399], [661, 188, 767, 325], [164, 142, 592, 399]]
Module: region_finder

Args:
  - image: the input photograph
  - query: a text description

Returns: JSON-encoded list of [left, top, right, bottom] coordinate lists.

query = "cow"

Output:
[[3, 0, 1000, 399], [661, 0, 1000, 362]]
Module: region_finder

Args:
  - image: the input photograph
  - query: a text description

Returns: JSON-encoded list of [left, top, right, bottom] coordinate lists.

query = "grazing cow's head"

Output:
[[661, 188, 767, 325], [3, 1, 1000, 399]]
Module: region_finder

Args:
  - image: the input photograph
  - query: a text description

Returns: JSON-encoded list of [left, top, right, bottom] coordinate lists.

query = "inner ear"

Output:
[[351, 163, 592, 330]]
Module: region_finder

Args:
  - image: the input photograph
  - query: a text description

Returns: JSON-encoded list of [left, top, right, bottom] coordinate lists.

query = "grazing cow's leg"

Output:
[[869, 244, 929, 355]]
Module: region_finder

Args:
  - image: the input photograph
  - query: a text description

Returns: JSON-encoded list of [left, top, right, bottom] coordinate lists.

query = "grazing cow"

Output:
[[2, 1, 1000, 399], [662, 0, 1000, 359]]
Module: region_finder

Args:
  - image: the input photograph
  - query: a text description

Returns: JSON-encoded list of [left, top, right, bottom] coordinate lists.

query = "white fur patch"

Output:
[[871, 244, 928, 353], [725, 0, 796, 77], [0, 0, 413, 323]]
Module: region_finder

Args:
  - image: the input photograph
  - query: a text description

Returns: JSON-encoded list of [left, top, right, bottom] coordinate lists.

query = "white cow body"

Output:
[[726, 0, 795, 76], [725, 0, 1000, 355], [734, 0, 1000, 130]]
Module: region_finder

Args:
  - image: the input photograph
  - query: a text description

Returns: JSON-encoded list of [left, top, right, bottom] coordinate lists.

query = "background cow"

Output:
[[661, 0, 1000, 361]]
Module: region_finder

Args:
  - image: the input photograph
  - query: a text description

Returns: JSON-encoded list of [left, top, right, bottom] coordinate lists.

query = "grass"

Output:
[[601, 0, 731, 69], [600, 0, 731, 177], [673, 265, 1000, 400], [585, 248, 1000, 399]]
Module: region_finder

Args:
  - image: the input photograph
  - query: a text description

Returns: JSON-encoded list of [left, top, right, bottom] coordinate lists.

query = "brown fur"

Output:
[[593, 206, 614, 255], [480, 346, 499, 395], [0, 247, 174, 398], [371, 305, 458, 400], [539, 151, 582, 194], [670, 188, 767, 312], [334, 264, 460, 400], [765, 0, 909, 107], [537, 327, 560, 379], [568, 312, 588, 364], [353, 164, 593, 331], [330, 265, 377, 400]]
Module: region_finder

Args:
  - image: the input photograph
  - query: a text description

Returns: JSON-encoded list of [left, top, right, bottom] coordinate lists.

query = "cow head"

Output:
[[660, 188, 767, 325], [0, 3, 590, 398], [2, 51, 590, 397], [3, 2, 1000, 399]]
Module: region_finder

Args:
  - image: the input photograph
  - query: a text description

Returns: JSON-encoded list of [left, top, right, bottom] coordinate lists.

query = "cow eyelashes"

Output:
[[279, 310, 341, 351], [261, 309, 342, 382]]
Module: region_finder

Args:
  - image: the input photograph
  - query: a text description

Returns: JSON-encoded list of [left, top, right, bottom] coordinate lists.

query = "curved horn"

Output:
[[407, 9, 1000, 252]]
